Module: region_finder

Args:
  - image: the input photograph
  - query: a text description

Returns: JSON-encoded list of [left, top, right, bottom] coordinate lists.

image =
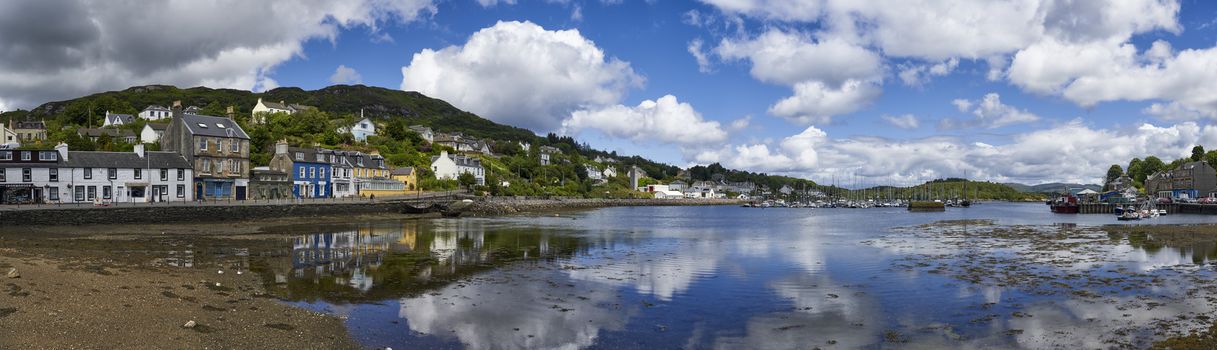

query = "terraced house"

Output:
[[161, 113, 251, 200], [0, 143, 192, 204], [269, 141, 332, 198]]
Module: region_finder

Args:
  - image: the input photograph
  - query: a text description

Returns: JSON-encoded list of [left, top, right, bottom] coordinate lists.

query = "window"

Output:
[[231, 139, 239, 152], [84, 168, 92, 180], [316, 153, 324, 162], [108, 168, 117, 179], [309, 167, 315, 179], [298, 167, 305, 178], [218, 139, 224, 153], [161, 169, 168, 181], [177, 169, 184, 181], [198, 138, 207, 151], [22, 168, 30, 182], [86, 186, 96, 201], [103, 186, 112, 200], [230, 160, 239, 173], [0, 151, 10, 160], [295, 152, 303, 161], [133, 168, 141, 180], [201, 159, 210, 174], [177, 184, 185, 198], [49, 168, 57, 182], [21, 152, 30, 161], [48, 189, 58, 201], [39, 151, 56, 161], [74, 186, 84, 201], [130, 186, 145, 198]]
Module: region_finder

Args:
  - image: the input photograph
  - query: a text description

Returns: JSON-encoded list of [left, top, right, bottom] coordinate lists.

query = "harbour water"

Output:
[[230, 203, 1217, 349]]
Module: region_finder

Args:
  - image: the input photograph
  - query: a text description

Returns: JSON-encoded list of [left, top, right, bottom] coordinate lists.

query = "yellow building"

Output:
[[391, 167, 417, 191]]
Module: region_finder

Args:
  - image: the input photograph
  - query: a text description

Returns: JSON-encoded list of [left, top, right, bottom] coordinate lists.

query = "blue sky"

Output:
[[3, 0, 1217, 185]]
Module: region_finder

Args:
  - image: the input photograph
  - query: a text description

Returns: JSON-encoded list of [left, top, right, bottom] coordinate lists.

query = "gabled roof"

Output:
[[431, 152, 483, 168], [179, 114, 249, 139], [66, 151, 191, 169], [77, 128, 136, 138], [145, 122, 169, 131], [106, 113, 135, 124], [13, 120, 44, 129], [391, 167, 414, 176], [143, 105, 170, 112]]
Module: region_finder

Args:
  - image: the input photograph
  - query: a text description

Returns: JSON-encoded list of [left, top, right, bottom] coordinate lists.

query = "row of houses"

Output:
[[0, 144, 194, 204]]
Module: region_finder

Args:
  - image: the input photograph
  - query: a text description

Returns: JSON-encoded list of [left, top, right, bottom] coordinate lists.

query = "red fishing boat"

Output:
[[1049, 195, 1079, 214]]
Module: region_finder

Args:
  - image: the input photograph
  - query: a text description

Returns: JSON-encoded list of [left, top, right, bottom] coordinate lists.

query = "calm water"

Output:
[[247, 203, 1217, 349]]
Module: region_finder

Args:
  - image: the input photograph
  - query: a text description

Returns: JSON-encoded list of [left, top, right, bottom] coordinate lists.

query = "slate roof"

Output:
[[106, 113, 135, 124], [143, 105, 170, 112], [431, 153, 482, 168], [145, 122, 169, 131], [13, 121, 44, 130], [65, 151, 191, 169], [391, 167, 414, 176], [77, 128, 136, 138], [179, 114, 249, 139]]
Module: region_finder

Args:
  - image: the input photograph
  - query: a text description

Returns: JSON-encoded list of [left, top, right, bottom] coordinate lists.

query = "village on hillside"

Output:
[[0, 98, 784, 205]]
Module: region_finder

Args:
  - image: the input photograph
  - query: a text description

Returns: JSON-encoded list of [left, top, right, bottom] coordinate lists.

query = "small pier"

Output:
[[1072, 203, 1180, 214]]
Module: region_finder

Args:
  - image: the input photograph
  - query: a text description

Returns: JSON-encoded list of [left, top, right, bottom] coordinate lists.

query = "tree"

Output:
[[1127, 158, 1145, 183], [1193, 145, 1206, 162], [1104, 164, 1124, 190], [458, 172, 477, 189], [1143, 156, 1166, 181]]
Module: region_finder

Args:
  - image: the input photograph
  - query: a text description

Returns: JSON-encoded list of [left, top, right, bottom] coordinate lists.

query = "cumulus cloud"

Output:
[[882, 114, 919, 129], [897, 58, 958, 86], [562, 94, 728, 160], [0, 0, 436, 109], [940, 93, 1040, 129], [696, 0, 1205, 121], [401, 21, 643, 132], [699, 120, 1217, 185], [715, 29, 882, 125], [688, 39, 713, 73], [328, 65, 363, 84]]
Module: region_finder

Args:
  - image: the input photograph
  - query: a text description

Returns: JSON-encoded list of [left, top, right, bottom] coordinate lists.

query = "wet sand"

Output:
[[0, 214, 430, 349]]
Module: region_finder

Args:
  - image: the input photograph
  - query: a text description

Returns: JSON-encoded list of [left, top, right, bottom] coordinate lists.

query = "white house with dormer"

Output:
[[251, 98, 314, 124], [102, 112, 135, 127], [139, 105, 172, 120], [339, 117, 376, 142], [430, 151, 485, 185], [408, 125, 434, 143]]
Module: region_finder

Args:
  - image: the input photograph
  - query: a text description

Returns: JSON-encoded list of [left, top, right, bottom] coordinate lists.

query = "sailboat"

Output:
[[960, 172, 972, 207]]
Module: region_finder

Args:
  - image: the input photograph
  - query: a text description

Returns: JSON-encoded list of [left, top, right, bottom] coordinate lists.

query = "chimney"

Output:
[[280, 100, 285, 105], [172, 100, 182, 109], [275, 139, 289, 155], [54, 142, 69, 162], [133, 143, 145, 158], [226, 106, 235, 119]]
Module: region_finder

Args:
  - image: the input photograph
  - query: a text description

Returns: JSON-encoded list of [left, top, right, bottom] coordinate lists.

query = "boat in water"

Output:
[[1049, 195, 1079, 214]]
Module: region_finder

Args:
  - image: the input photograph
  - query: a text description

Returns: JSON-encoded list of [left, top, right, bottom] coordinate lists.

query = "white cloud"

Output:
[[401, 21, 643, 132], [0, 0, 437, 109], [940, 93, 1039, 129], [730, 115, 752, 130], [328, 65, 363, 84], [882, 114, 919, 129], [898, 58, 958, 86], [475, 0, 516, 7], [563, 95, 728, 147], [715, 29, 882, 125], [768, 80, 881, 125], [687, 39, 713, 73], [696, 0, 1205, 119], [701, 120, 1217, 185]]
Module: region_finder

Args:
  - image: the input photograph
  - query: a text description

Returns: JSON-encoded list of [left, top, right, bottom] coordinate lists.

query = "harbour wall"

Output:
[[0, 202, 404, 226]]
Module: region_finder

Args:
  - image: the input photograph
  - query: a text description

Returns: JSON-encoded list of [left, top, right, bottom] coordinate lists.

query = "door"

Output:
[[235, 186, 246, 200], [195, 183, 204, 200], [151, 186, 159, 203]]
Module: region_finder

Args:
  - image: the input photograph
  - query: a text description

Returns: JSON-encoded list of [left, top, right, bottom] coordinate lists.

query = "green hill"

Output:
[[1, 84, 827, 196]]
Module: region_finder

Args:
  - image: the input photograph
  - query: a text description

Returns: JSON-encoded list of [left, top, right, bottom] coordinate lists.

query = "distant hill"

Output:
[[1004, 182, 1102, 194], [9, 84, 538, 143]]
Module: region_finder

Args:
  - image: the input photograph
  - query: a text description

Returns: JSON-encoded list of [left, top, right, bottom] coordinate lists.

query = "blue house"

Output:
[[269, 141, 332, 198]]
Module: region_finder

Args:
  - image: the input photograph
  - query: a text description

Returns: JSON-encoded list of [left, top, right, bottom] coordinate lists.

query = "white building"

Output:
[[346, 117, 377, 142], [409, 125, 434, 143], [602, 167, 617, 178], [139, 105, 172, 120], [0, 143, 194, 204], [251, 98, 313, 124], [584, 164, 603, 181], [102, 111, 135, 127], [654, 190, 683, 199], [0, 122, 18, 147], [430, 151, 485, 185], [140, 123, 168, 144], [331, 151, 355, 198], [539, 146, 561, 165]]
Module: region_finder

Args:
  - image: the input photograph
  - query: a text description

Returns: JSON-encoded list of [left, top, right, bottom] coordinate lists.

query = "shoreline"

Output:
[[0, 197, 743, 226]]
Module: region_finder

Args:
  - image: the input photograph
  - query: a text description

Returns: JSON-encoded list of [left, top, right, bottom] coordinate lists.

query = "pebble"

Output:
[[6, 268, 18, 279], [217, 270, 224, 274], [183, 320, 197, 328]]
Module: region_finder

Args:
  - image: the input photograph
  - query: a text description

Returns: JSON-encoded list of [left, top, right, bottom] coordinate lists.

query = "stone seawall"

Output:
[[0, 202, 404, 226], [465, 198, 742, 216]]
